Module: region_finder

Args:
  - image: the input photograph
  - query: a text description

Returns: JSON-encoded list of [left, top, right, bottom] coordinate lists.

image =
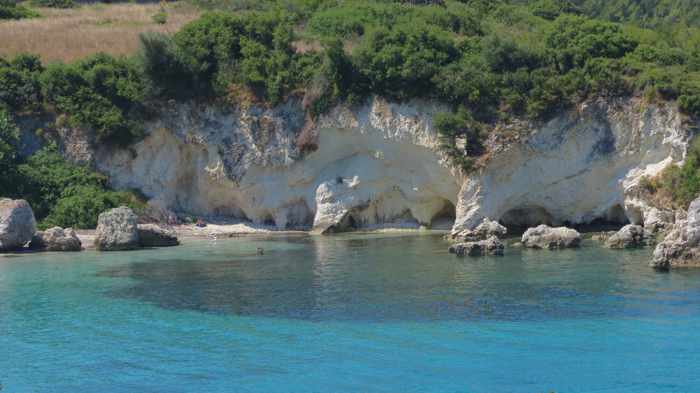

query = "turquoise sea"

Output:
[[1, 233, 699, 393]]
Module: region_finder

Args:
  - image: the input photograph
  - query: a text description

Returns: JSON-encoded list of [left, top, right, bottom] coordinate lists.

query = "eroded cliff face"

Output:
[[454, 98, 690, 231], [63, 96, 692, 233], [94, 97, 461, 232]]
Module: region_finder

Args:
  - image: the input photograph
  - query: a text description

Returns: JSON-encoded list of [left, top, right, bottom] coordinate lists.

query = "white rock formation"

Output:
[[32, 227, 82, 251], [79, 96, 691, 234], [652, 198, 700, 270], [522, 225, 582, 249], [454, 98, 689, 231], [0, 199, 36, 251], [604, 224, 648, 249], [95, 207, 140, 251], [96, 97, 461, 232]]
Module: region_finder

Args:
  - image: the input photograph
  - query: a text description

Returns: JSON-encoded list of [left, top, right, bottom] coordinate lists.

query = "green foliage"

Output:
[[0, 109, 21, 197], [2, 143, 144, 229], [529, 0, 580, 20], [434, 108, 485, 171], [658, 137, 700, 208], [43, 185, 144, 229], [353, 24, 458, 100], [138, 32, 193, 98], [165, 11, 314, 102], [0, 0, 38, 19], [0, 54, 43, 111], [152, 9, 167, 24], [546, 15, 637, 71], [40, 54, 146, 144], [30, 0, 74, 8], [17, 145, 107, 219]]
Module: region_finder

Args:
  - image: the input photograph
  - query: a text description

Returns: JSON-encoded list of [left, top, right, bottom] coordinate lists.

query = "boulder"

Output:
[[94, 206, 140, 251], [0, 198, 37, 251], [449, 236, 504, 257], [138, 224, 179, 247], [452, 218, 507, 242], [644, 208, 674, 234], [32, 227, 82, 251], [605, 225, 648, 249], [521, 225, 581, 250], [650, 198, 700, 270]]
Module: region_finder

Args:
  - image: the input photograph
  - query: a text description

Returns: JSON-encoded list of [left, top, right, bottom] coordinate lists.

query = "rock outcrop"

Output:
[[95, 97, 461, 234], [651, 198, 700, 270], [25, 95, 691, 235], [449, 236, 504, 257], [32, 227, 82, 251], [0, 198, 37, 251], [605, 224, 648, 249], [138, 224, 179, 247], [451, 218, 507, 242], [454, 99, 688, 232], [94, 206, 140, 251], [522, 225, 582, 250]]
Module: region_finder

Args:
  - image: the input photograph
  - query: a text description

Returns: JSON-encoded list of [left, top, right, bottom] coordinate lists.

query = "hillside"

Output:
[[1, 0, 700, 229]]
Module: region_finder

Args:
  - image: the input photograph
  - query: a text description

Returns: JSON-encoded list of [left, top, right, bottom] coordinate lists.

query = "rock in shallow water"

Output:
[[650, 198, 700, 270], [605, 225, 648, 249], [521, 225, 581, 250], [449, 236, 504, 257], [138, 224, 179, 247], [94, 207, 139, 251], [0, 198, 36, 252], [451, 218, 507, 242], [32, 227, 82, 251]]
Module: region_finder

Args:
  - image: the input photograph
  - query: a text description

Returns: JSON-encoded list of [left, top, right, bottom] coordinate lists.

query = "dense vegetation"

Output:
[[0, 0, 37, 19], [2, 0, 700, 228]]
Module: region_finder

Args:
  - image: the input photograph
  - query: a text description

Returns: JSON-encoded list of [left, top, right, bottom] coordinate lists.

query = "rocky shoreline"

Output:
[[5, 192, 700, 272]]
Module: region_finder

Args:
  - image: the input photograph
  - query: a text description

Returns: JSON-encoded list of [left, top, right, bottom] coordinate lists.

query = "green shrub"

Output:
[[353, 24, 458, 100], [0, 0, 38, 19], [17, 145, 107, 219], [659, 137, 700, 207], [434, 108, 485, 171], [0, 54, 43, 111], [171, 11, 308, 102], [138, 32, 193, 98], [0, 109, 21, 197], [30, 0, 74, 8], [152, 9, 167, 24], [43, 185, 145, 229], [546, 15, 638, 71], [40, 54, 146, 144]]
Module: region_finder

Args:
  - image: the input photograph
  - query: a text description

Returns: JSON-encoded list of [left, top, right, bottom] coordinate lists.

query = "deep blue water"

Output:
[[1, 233, 700, 393]]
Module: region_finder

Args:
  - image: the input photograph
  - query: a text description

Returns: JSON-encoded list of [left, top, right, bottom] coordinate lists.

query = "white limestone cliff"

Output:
[[78, 96, 692, 233], [454, 98, 690, 231]]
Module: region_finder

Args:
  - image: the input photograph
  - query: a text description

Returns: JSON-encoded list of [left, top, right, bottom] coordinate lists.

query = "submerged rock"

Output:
[[31, 227, 82, 251], [451, 218, 507, 242], [95, 206, 139, 251], [138, 224, 179, 247], [449, 236, 504, 257], [521, 225, 581, 250], [650, 198, 700, 270], [0, 198, 36, 252], [605, 225, 648, 249]]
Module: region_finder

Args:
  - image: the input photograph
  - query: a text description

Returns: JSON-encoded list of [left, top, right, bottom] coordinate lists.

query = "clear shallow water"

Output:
[[1, 233, 700, 393]]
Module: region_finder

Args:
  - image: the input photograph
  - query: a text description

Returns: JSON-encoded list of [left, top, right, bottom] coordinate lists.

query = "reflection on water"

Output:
[[99, 235, 700, 322]]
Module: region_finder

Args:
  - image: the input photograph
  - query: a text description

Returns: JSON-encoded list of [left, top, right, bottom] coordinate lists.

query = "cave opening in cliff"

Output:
[[430, 199, 456, 230], [499, 206, 555, 232], [580, 204, 630, 231]]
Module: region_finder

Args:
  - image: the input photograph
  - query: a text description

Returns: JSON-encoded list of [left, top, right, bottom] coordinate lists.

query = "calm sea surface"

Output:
[[1, 233, 699, 393]]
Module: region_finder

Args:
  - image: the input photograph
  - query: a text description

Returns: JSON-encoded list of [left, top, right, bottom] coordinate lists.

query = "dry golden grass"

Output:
[[0, 2, 200, 62]]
